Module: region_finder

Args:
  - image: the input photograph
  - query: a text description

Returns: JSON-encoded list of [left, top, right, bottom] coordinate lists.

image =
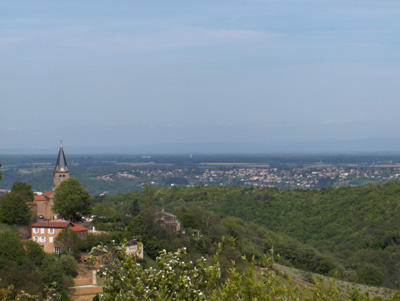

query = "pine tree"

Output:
[[131, 199, 140, 216]]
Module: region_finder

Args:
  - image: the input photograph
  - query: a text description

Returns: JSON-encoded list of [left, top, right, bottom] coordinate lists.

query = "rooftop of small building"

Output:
[[31, 220, 88, 232]]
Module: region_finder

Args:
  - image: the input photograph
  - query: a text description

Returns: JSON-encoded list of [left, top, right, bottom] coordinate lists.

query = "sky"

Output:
[[1, 1, 400, 152]]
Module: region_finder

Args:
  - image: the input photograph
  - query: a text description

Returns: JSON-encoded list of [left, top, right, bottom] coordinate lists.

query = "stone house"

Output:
[[153, 208, 181, 233], [31, 220, 88, 253]]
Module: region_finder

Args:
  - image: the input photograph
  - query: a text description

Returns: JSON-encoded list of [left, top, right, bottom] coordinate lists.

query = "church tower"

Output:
[[53, 141, 70, 188]]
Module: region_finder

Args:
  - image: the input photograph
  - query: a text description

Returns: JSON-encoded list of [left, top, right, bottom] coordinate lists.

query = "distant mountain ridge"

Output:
[[2, 138, 400, 154]]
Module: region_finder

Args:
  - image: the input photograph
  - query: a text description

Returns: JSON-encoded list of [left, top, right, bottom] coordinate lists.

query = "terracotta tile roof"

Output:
[[43, 190, 53, 197], [31, 221, 71, 228], [34, 195, 45, 201], [34, 190, 53, 201], [71, 223, 88, 232], [31, 221, 88, 232]]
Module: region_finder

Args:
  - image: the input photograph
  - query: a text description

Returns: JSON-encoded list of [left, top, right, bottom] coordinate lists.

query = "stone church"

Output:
[[30, 144, 70, 220]]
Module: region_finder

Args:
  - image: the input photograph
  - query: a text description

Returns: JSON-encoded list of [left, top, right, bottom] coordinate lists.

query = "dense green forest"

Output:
[[95, 180, 400, 288]]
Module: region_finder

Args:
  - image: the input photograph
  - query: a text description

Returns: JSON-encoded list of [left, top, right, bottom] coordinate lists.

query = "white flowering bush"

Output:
[[90, 241, 221, 300], [89, 239, 392, 301], [89, 237, 303, 300]]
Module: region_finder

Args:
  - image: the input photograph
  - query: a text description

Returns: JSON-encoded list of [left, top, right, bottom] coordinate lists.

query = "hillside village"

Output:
[[4, 148, 400, 299], [4, 0, 400, 299], [0, 146, 186, 299]]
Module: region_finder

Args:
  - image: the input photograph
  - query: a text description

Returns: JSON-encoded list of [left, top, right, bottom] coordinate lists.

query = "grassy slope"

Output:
[[274, 263, 396, 300]]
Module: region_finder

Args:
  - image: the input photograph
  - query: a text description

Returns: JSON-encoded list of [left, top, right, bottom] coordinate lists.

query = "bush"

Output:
[[89, 239, 379, 300], [357, 264, 385, 286]]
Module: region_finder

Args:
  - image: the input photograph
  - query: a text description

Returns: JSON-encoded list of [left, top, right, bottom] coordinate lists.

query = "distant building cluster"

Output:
[[95, 165, 400, 189]]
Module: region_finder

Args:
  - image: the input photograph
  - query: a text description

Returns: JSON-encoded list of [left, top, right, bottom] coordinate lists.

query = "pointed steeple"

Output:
[[54, 141, 69, 172], [53, 141, 70, 188]]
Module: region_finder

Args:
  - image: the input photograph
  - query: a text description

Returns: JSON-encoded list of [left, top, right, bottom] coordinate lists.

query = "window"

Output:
[[54, 247, 61, 254], [40, 228, 45, 234], [48, 228, 54, 234], [33, 228, 39, 234], [40, 236, 46, 242], [49, 237, 54, 243], [33, 236, 38, 241]]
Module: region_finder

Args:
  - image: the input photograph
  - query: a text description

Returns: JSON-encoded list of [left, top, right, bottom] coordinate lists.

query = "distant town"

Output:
[[2, 154, 400, 195], [96, 164, 400, 191]]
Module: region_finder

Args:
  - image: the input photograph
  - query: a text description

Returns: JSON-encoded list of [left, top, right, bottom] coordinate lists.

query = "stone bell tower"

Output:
[[53, 141, 70, 188]]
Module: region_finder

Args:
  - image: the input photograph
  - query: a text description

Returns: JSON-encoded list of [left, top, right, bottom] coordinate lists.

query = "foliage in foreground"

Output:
[[0, 284, 62, 301], [89, 240, 397, 301], [0, 231, 77, 300]]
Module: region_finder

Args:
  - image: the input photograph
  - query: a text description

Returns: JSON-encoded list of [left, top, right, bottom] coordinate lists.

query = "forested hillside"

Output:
[[97, 181, 400, 288]]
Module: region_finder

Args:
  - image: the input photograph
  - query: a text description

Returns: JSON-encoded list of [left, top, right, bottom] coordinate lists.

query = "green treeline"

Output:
[[0, 230, 78, 300], [97, 180, 400, 288]]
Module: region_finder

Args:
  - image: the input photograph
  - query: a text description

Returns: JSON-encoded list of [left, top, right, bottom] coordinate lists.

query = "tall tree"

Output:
[[144, 182, 155, 210], [131, 199, 140, 217], [0, 232, 26, 269], [53, 178, 92, 221], [25, 240, 45, 266], [40, 254, 72, 299], [11, 182, 34, 201], [0, 192, 31, 225], [59, 254, 78, 278]]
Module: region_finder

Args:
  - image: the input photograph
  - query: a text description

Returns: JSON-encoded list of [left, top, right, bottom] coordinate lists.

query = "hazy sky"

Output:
[[1, 1, 400, 151]]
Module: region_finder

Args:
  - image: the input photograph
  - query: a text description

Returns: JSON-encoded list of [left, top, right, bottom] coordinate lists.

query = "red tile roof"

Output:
[[33, 190, 52, 201], [43, 190, 53, 197], [31, 221, 88, 232], [34, 195, 45, 201], [71, 223, 88, 232], [31, 221, 71, 228]]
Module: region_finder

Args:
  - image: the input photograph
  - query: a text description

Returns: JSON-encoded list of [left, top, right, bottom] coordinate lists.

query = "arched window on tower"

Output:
[[59, 174, 66, 184]]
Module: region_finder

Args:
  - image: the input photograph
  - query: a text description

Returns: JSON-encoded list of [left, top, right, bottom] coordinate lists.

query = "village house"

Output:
[[153, 208, 181, 233], [31, 220, 88, 253]]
